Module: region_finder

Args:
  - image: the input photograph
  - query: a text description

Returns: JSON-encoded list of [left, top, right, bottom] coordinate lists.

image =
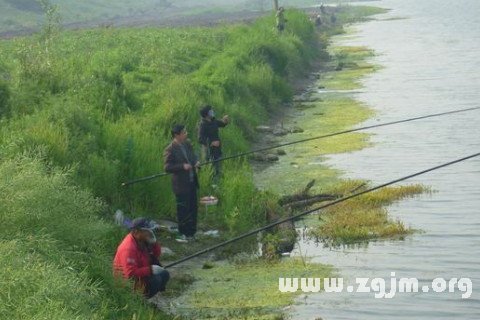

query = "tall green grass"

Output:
[[0, 9, 321, 318], [0, 6, 390, 318], [0, 156, 165, 319], [0, 10, 318, 231]]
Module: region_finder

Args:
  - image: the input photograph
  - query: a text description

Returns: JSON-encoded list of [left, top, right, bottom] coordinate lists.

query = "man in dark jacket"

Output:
[[198, 105, 229, 180], [164, 124, 200, 242], [113, 217, 170, 298]]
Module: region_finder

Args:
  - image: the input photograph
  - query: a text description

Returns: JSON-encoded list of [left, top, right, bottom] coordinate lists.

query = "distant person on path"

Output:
[[198, 105, 229, 181], [113, 217, 170, 298], [276, 7, 287, 32], [164, 124, 200, 243]]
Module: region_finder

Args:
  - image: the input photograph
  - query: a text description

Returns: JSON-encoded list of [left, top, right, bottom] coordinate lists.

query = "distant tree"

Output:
[[38, 0, 62, 43], [13, 1, 63, 99]]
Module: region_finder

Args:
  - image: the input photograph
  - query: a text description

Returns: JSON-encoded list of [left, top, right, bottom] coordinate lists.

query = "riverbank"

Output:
[[252, 31, 427, 246], [151, 5, 428, 320], [0, 4, 427, 320], [0, 6, 365, 319]]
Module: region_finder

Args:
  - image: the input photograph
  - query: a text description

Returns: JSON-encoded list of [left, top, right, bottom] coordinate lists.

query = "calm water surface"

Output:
[[289, 0, 480, 319]]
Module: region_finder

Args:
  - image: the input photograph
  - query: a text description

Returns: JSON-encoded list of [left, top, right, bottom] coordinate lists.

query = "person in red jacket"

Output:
[[113, 217, 170, 298]]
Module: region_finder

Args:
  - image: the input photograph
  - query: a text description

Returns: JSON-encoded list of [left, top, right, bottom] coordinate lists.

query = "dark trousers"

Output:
[[209, 146, 222, 180], [175, 185, 198, 237], [145, 269, 170, 298]]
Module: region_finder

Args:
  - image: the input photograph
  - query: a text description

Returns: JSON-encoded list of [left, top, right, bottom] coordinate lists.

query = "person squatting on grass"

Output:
[[164, 124, 200, 243], [197, 105, 229, 181], [113, 218, 170, 298]]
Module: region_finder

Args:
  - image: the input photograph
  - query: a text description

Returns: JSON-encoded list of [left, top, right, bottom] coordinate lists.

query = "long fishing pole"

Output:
[[122, 106, 480, 186], [164, 152, 480, 268]]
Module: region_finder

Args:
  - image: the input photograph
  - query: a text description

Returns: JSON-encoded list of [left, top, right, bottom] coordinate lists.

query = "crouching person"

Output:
[[113, 217, 170, 298]]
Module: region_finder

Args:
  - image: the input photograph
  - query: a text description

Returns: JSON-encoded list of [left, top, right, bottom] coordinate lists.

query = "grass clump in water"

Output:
[[310, 183, 429, 245], [321, 45, 377, 90]]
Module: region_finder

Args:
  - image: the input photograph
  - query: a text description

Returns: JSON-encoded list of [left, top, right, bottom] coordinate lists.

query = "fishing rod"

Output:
[[122, 106, 480, 187], [163, 152, 480, 268]]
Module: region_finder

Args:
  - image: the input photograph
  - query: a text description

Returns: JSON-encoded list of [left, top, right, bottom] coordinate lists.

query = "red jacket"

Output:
[[113, 233, 162, 288]]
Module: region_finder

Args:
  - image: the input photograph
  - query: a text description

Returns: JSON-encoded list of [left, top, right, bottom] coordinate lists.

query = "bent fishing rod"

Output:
[[122, 106, 480, 187], [163, 152, 480, 268]]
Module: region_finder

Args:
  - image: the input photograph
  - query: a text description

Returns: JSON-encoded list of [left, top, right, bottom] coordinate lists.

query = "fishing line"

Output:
[[122, 106, 480, 186], [164, 152, 480, 268]]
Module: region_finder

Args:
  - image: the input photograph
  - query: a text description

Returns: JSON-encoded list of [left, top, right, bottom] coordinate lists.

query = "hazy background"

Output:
[[0, 0, 358, 34]]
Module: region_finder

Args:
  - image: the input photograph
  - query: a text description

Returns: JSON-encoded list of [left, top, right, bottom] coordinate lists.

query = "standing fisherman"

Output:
[[164, 125, 200, 243], [198, 105, 229, 181], [276, 7, 287, 32]]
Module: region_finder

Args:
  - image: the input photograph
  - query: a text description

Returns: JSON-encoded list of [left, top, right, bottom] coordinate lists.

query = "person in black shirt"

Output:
[[198, 105, 229, 181]]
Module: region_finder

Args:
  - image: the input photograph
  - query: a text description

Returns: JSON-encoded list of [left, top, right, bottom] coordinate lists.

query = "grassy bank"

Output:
[[165, 258, 332, 319], [0, 4, 415, 320], [0, 9, 318, 232], [0, 157, 160, 319], [0, 7, 327, 319]]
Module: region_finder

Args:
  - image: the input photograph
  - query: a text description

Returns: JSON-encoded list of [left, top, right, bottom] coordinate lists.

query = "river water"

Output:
[[289, 0, 480, 319]]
